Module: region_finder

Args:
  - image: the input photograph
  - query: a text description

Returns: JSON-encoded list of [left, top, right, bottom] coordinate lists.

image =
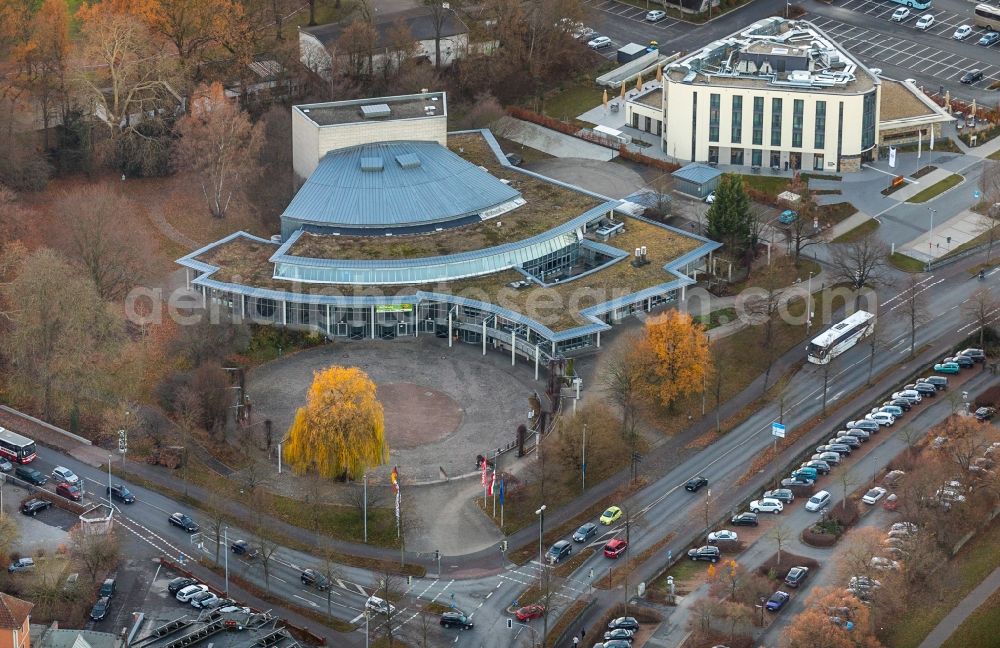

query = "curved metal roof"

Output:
[[280, 141, 521, 230]]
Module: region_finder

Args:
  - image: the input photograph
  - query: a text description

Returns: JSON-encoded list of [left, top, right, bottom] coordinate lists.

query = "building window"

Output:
[[709, 93, 720, 142], [731, 96, 743, 143], [708, 146, 719, 164], [752, 149, 762, 167], [691, 93, 698, 159], [815, 100, 826, 149], [837, 101, 844, 170], [792, 99, 804, 148], [730, 149, 745, 165], [814, 153, 825, 170], [861, 91, 877, 150], [771, 98, 782, 147], [770, 150, 781, 168], [752, 97, 764, 145]]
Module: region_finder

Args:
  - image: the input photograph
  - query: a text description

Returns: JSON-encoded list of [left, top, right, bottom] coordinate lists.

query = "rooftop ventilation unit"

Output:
[[360, 103, 391, 119], [360, 157, 384, 172], [395, 153, 421, 169]]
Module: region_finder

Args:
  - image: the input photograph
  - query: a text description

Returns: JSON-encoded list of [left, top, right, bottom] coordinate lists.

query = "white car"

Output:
[[704, 191, 716, 204], [707, 530, 738, 544], [365, 596, 395, 615], [954, 24, 973, 39], [646, 9, 667, 21], [890, 522, 918, 534], [749, 498, 784, 514], [190, 591, 218, 609], [892, 390, 921, 404], [915, 14, 934, 29], [870, 557, 900, 571], [588, 36, 612, 49], [51, 466, 80, 484], [865, 412, 895, 426], [848, 576, 881, 591], [891, 7, 910, 21], [175, 584, 208, 602], [805, 490, 831, 512], [862, 487, 887, 505]]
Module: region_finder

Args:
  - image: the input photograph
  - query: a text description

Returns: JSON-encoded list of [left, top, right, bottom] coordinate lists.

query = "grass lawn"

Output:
[[493, 137, 555, 164], [939, 588, 1000, 648], [886, 517, 1000, 648], [942, 225, 1000, 259], [740, 175, 790, 200], [989, 149, 1000, 161], [831, 218, 879, 243], [889, 252, 927, 272], [906, 174, 964, 203], [819, 202, 859, 225], [694, 307, 738, 330], [541, 77, 606, 122]]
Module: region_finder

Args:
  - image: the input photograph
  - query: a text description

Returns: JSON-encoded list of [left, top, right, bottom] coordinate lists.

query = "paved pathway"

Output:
[[500, 117, 617, 161], [916, 565, 1000, 648]]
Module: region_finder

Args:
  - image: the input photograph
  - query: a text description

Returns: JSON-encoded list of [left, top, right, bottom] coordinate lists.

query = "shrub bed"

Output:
[[756, 552, 821, 579]]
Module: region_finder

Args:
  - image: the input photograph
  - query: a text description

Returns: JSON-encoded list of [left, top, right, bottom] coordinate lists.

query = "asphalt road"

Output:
[[581, 0, 1000, 102]]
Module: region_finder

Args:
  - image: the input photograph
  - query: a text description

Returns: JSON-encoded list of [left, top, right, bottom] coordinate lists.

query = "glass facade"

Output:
[[861, 91, 877, 150], [792, 99, 804, 148], [752, 97, 764, 145], [709, 93, 720, 143], [730, 149, 744, 165], [731, 96, 743, 143], [752, 149, 762, 167], [771, 98, 783, 147], [814, 100, 826, 149]]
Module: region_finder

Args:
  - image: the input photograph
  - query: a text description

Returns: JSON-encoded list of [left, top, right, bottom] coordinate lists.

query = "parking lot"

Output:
[[580, 0, 680, 60]]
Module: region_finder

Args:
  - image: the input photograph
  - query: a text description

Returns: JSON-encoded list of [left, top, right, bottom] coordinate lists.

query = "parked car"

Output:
[[846, 420, 879, 432], [784, 566, 809, 588], [604, 538, 628, 558], [20, 499, 51, 516], [778, 210, 798, 224], [505, 153, 523, 167], [685, 476, 709, 492], [14, 466, 47, 486], [0, 459, 11, 472], [604, 628, 635, 642], [766, 591, 791, 611], [891, 522, 919, 534], [645, 9, 667, 21], [588, 36, 612, 49], [730, 512, 759, 526], [547, 540, 573, 564], [707, 530, 739, 544], [913, 383, 937, 397], [832, 436, 862, 448], [687, 546, 721, 562], [603, 641, 632, 648], [600, 506, 623, 525], [933, 362, 961, 374], [167, 577, 197, 595], [892, 390, 922, 404], [848, 576, 881, 593], [573, 522, 598, 542], [917, 376, 948, 390], [877, 405, 904, 417], [791, 467, 818, 481], [842, 428, 871, 442], [175, 584, 208, 602], [801, 461, 831, 475], [882, 470, 907, 487], [8, 557, 34, 573], [763, 489, 795, 503], [704, 191, 716, 204], [813, 452, 842, 465], [915, 14, 934, 29], [862, 487, 887, 505], [440, 611, 474, 629], [90, 596, 111, 621], [514, 603, 545, 622], [948, 355, 974, 368], [961, 69, 984, 84], [190, 591, 219, 609], [979, 32, 1000, 46], [781, 477, 814, 488], [891, 6, 909, 21], [230, 540, 260, 559], [107, 484, 136, 503], [954, 24, 973, 39], [959, 348, 985, 362], [976, 406, 997, 421], [870, 557, 900, 571], [805, 490, 831, 512], [887, 398, 913, 411], [365, 596, 395, 615], [749, 498, 783, 514], [866, 412, 895, 426], [168, 512, 199, 532], [57, 482, 83, 501], [99, 578, 116, 598], [607, 617, 640, 631], [51, 466, 79, 484], [825, 444, 853, 456], [301, 569, 330, 591]]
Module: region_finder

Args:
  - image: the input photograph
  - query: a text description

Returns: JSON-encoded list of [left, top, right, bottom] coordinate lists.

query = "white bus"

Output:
[[974, 3, 1000, 30], [807, 311, 876, 364], [0, 427, 37, 464]]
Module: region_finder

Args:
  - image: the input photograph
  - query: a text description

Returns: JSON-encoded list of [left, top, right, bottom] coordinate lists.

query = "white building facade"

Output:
[[662, 18, 881, 173]]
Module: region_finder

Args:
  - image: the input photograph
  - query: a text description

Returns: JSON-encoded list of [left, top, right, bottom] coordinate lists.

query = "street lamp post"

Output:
[[927, 208, 936, 270], [581, 424, 587, 492], [224, 526, 229, 596], [806, 271, 814, 332], [535, 505, 546, 569], [107, 455, 113, 508], [363, 471, 368, 544]]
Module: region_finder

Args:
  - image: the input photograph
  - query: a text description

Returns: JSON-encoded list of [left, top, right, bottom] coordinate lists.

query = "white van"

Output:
[[805, 490, 831, 512]]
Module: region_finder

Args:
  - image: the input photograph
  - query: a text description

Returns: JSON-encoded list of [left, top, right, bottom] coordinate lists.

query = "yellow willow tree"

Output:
[[636, 310, 711, 411], [283, 366, 389, 480]]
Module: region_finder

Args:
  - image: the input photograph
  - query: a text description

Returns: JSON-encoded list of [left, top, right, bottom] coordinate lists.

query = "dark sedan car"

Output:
[[607, 617, 640, 631], [90, 596, 111, 621], [763, 489, 795, 504], [14, 466, 47, 486], [167, 577, 197, 595], [546, 540, 573, 564], [573, 522, 598, 542], [731, 512, 759, 526], [802, 460, 831, 475], [944, 355, 974, 368], [766, 591, 791, 611], [960, 348, 986, 362], [440, 611, 474, 629], [685, 476, 709, 492], [107, 484, 136, 503], [687, 546, 721, 563], [230, 540, 260, 559], [20, 499, 52, 516], [961, 69, 984, 84], [168, 512, 199, 532], [784, 566, 809, 588], [887, 398, 913, 411], [976, 407, 997, 421], [604, 628, 635, 642]]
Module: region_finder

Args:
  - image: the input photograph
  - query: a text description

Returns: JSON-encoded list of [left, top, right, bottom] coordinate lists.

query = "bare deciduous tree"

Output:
[[829, 232, 890, 307], [963, 287, 998, 351], [900, 273, 930, 358]]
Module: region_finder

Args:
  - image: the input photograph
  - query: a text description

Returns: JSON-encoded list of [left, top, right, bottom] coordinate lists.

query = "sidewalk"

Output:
[[881, 167, 961, 203], [900, 209, 995, 263], [916, 565, 1000, 648]]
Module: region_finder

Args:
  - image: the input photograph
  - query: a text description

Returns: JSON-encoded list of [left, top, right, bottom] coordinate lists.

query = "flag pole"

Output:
[[492, 473, 497, 517]]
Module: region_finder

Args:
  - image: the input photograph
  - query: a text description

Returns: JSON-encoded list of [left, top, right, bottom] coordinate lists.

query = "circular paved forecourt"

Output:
[[524, 157, 647, 199], [247, 337, 539, 483]]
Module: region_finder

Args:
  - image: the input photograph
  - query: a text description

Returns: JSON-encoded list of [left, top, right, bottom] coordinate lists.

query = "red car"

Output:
[[57, 483, 82, 501], [515, 604, 545, 621], [604, 538, 628, 558]]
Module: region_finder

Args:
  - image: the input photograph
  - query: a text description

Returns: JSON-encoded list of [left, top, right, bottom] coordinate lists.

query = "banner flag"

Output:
[[499, 479, 505, 505], [488, 471, 496, 497], [391, 466, 399, 494]]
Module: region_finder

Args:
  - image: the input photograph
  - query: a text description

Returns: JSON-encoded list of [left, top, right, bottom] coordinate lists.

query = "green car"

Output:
[[933, 362, 960, 374], [779, 210, 798, 224], [792, 467, 818, 481]]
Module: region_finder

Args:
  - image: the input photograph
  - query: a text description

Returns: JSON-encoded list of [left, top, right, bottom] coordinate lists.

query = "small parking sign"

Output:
[[771, 422, 786, 438]]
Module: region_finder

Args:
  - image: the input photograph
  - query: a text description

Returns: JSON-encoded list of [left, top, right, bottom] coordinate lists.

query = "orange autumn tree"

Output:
[[782, 587, 885, 648], [635, 310, 711, 411], [283, 366, 388, 480]]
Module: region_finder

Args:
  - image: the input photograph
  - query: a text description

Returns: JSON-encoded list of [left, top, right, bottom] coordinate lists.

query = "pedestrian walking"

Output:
[[580, 628, 586, 639], [572, 637, 579, 648]]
